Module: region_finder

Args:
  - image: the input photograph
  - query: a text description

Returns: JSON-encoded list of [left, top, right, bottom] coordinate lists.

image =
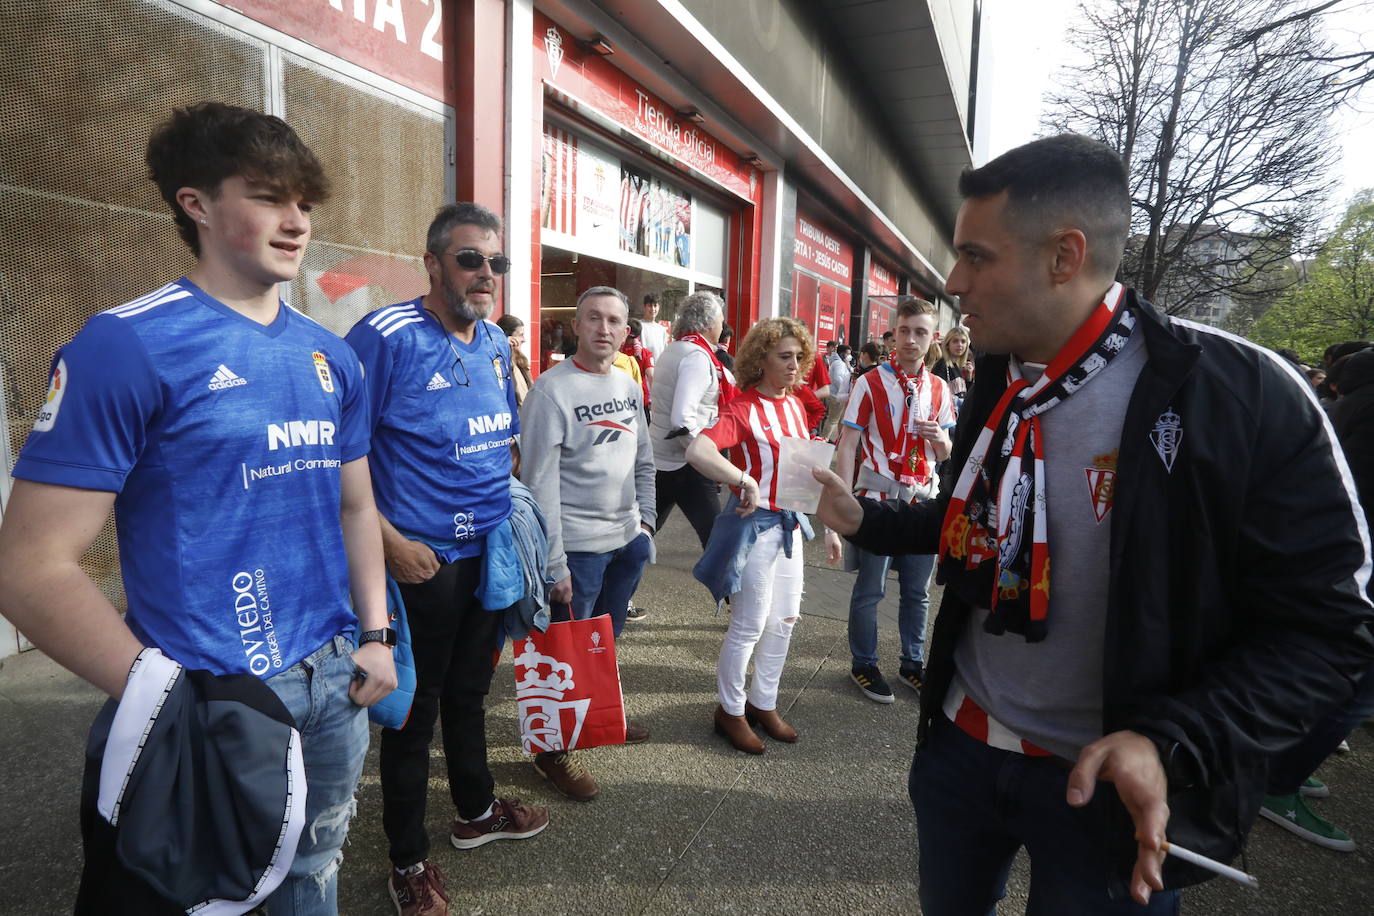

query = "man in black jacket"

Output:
[[815, 134, 1374, 912]]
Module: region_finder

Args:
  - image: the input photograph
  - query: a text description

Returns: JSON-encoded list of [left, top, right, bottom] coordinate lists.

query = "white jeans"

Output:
[[717, 525, 804, 715]]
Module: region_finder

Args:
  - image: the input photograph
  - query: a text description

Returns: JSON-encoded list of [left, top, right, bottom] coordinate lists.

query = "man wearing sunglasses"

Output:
[[347, 202, 548, 916]]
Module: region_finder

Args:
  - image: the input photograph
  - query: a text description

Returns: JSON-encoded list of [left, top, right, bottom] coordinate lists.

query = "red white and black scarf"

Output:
[[679, 332, 740, 407], [885, 357, 938, 488], [938, 283, 1134, 641]]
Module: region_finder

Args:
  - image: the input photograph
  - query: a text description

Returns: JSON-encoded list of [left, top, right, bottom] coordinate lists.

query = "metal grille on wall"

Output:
[[0, 0, 448, 632], [0, 0, 269, 612], [284, 59, 443, 336]]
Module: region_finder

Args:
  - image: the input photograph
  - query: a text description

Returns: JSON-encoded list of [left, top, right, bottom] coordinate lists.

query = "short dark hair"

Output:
[[628, 317, 643, 337], [1324, 341, 1372, 367], [837, 345, 851, 357], [719, 324, 734, 343], [958, 134, 1130, 280], [861, 341, 882, 362], [895, 296, 936, 321], [643, 293, 659, 306], [146, 102, 328, 256], [426, 202, 502, 256], [882, 330, 894, 340]]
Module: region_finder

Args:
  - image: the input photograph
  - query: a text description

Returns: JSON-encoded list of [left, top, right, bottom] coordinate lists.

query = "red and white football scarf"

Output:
[[938, 283, 1134, 641], [885, 357, 938, 487], [679, 332, 740, 407]]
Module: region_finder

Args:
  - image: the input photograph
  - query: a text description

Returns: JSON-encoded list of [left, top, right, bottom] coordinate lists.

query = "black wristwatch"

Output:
[[359, 628, 398, 649]]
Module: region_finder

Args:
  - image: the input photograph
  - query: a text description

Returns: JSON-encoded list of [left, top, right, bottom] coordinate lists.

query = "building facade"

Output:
[[0, 0, 975, 655]]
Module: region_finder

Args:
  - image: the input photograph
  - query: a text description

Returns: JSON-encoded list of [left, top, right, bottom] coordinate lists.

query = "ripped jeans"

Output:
[[264, 634, 369, 915], [717, 524, 804, 716]]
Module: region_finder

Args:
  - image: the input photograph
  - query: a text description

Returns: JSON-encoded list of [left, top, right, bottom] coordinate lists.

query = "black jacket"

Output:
[[78, 648, 305, 914], [848, 292, 1374, 894], [1331, 348, 1374, 526]]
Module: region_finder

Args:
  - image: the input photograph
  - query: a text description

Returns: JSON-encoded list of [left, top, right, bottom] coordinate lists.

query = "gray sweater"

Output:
[[518, 358, 656, 582]]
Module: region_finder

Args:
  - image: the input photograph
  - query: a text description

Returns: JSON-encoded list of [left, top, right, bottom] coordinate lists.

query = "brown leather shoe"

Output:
[[625, 719, 651, 743], [389, 860, 450, 915], [534, 750, 600, 801], [713, 705, 764, 754], [744, 701, 798, 742]]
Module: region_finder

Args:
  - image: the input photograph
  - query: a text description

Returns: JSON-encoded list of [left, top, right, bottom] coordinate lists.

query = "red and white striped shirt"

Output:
[[943, 682, 1053, 758], [841, 363, 955, 500], [702, 389, 811, 511]]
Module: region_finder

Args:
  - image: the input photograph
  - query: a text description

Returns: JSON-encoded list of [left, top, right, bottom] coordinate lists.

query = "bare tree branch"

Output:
[[1044, 0, 1344, 317]]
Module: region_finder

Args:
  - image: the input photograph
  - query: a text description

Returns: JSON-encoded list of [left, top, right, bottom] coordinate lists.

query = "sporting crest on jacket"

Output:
[[1150, 408, 1182, 473], [1084, 450, 1118, 523]]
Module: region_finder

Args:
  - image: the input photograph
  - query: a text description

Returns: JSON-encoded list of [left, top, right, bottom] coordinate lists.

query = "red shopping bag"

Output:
[[513, 614, 626, 753]]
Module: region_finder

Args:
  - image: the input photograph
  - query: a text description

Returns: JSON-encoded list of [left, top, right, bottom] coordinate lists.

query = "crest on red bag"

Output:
[[513, 616, 626, 754], [514, 639, 589, 753]]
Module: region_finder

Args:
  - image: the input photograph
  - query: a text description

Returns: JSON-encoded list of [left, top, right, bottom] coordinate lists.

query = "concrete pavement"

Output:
[[1, 515, 1371, 914]]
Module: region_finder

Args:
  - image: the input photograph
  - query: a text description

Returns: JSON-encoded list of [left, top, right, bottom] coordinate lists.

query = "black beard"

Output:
[[443, 278, 490, 323]]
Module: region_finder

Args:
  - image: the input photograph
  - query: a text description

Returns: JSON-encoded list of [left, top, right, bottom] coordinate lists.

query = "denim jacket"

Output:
[[692, 495, 814, 602]]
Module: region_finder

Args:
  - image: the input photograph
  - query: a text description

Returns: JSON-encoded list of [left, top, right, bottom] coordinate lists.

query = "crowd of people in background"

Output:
[[2, 104, 1372, 916]]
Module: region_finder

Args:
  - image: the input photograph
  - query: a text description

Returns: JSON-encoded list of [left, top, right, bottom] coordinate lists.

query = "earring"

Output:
[[199, 218, 208, 226]]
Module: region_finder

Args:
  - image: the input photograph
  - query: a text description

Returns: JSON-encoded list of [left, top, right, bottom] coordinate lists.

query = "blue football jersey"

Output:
[[346, 299, 518, 560], [12, 279, 370, 677]]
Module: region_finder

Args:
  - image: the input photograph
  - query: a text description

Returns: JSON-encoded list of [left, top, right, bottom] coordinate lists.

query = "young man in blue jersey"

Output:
[[347, 203, 549, 916], [0, 102, 397, 915]]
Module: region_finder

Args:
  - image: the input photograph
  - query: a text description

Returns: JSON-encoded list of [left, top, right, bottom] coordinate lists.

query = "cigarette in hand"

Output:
[[1161, 841, 1259, 889]]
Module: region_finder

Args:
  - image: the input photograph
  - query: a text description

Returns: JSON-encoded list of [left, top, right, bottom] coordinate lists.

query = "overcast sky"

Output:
[[976, 0, 1374, 212]]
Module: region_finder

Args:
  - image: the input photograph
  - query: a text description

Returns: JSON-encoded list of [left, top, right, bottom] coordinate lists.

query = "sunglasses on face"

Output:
[[449, 249, 511, 274]]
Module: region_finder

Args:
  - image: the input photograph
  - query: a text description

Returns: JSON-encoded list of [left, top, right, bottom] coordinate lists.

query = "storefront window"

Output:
[[539, 126, 728, 371]]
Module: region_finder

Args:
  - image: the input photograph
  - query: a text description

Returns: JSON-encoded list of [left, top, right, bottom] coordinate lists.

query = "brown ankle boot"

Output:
[[713, 705, 764, 754], [744, 701, 799, 742]]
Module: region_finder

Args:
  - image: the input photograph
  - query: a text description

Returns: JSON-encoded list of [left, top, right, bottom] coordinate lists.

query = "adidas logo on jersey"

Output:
[[426, 372, 452, 391], [209, 365, 248, 391]]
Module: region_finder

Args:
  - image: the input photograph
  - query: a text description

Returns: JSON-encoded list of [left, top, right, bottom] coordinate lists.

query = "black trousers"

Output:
[[380, 556, 503, 867], [655, 464, 720, 549]]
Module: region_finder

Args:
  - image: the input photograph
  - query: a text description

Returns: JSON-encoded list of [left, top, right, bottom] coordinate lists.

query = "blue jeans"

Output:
[[556, 532, 653, 638], [848, 547, 935, 669], [263, 634, 369, 916], [1268, 658, 1374, 794], [911, 714, 1180, 915]]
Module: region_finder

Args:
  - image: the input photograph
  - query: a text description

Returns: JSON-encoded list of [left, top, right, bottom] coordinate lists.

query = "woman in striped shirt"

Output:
[[687, 317, 841, 753]]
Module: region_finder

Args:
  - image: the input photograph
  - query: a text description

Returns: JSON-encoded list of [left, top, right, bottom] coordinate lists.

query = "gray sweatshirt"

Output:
[[518, 358, 657, 582]]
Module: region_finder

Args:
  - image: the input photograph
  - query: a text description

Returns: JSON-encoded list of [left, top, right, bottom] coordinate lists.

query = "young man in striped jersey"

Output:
[[0, 102, 397, 914], [828, 297, 954, 703], [346, 203, 548, 916]]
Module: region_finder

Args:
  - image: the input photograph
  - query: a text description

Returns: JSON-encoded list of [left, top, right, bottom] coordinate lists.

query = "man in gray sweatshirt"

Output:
[[518, 285, 656, 802]]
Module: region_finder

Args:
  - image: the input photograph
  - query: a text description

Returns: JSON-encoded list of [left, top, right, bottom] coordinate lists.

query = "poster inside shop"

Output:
[[542, 126, 692, 269]]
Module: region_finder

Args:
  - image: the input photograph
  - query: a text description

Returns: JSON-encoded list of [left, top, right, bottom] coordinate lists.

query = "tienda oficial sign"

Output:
[[535, 13, 756, 202]]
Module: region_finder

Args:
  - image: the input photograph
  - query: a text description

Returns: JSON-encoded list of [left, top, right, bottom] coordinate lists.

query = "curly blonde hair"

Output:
[[733, 317, 815, 391]]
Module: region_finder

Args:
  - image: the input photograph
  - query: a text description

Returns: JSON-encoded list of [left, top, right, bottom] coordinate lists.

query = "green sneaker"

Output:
[[1259, 793, 1355, 851], [1299, 776, 1330, 799]]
